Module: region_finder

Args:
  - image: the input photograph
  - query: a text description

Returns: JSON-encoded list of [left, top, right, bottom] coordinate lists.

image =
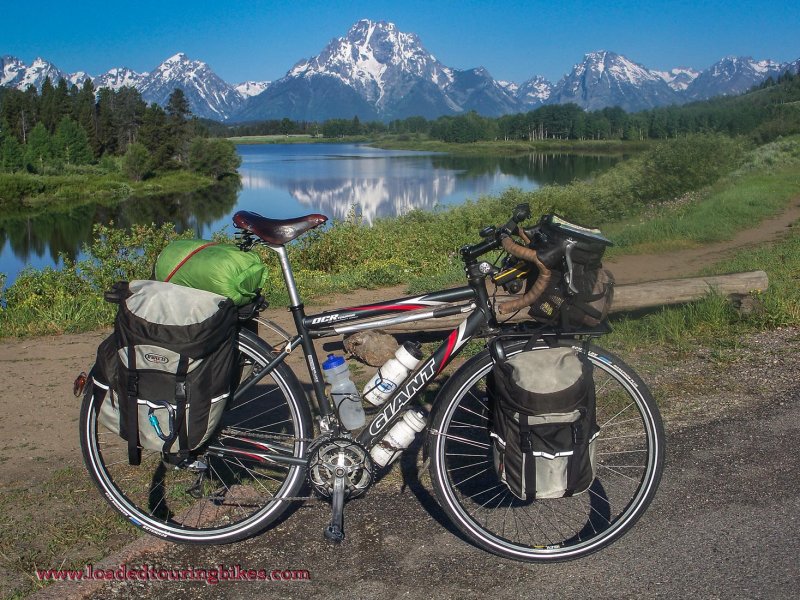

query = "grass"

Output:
[[0, 467, 137, 599], [605, 228, 800, 355], [228, 134, 370, 145], [604, 168, 800, 256], [0, 170, 223, 219], [370, 136, 650, 156]]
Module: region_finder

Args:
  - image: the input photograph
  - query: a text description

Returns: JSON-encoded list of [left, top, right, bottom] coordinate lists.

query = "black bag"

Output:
[[525, 214, 615, 329], [89, 280, 239, 465], [487, 346, 600, 500]]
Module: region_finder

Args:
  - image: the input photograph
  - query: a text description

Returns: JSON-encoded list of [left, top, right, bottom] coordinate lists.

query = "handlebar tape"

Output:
[[496, 235, 552, 315]]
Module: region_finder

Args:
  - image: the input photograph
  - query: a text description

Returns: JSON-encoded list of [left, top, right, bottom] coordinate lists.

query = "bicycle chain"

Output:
[[217, 427, 317, 502], [219, 427, 315, 444]]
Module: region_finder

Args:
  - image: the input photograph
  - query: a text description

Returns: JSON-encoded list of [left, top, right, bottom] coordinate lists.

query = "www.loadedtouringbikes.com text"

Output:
[[36, 563, 311, 585]]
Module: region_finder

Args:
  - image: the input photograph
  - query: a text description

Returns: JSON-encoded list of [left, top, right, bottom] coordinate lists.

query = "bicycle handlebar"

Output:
[[461, 202, 552, 315]]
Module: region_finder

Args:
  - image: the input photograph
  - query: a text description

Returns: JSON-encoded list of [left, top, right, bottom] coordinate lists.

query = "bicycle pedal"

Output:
[[324, 524, 345, 543]]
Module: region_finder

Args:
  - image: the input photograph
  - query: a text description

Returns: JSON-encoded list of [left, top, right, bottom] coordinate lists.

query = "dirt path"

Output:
[[1, 198, 798, 598], [605, 196, 800, 283]]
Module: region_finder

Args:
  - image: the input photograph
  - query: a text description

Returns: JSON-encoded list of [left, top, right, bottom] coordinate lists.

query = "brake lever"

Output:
[[564, 240, 578, 294]]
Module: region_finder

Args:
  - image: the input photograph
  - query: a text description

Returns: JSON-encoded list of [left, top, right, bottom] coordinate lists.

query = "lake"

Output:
[[0, 144, 618, 284]]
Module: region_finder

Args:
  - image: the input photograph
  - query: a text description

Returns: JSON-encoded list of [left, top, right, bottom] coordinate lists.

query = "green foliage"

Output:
[[24, 123, 55, 173], [0, 134, 24, 172], [0, 222, 192, 337], [121, 142, 151, 181], [54, 116, 93, 165], [188, 137, 241, 178]]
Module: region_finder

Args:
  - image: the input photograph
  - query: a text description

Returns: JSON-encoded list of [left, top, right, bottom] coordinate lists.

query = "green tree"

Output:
[[188, 137, 241, 179], [24, 122, 55, 172], [139, 103, 174, 170], [54, 116, 93, 165], [1, 134, 24, 172], [166, 88, 192, 163], [122, 142, 151, 181]]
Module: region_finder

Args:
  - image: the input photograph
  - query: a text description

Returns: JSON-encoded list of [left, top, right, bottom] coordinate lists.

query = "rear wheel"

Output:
[[80, 328, 313, 544], [428, 338, 664, 561]]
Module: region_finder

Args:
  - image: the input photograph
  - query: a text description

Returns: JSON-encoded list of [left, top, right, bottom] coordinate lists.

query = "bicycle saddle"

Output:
[[233, 211, 328, 245]]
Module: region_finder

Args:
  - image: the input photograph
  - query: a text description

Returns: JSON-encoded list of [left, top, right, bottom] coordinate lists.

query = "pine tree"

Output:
[[55, 117, 93, 165], [139, 103, 174, 170], [0, 134, 25, 172], [121, 142, 151, 181], [166, 88, 191, 163], [24, 122, 54, 172], [74, 79, 100, 157]]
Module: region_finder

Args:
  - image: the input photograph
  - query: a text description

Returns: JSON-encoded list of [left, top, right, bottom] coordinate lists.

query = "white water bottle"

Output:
[[370, 410, 427, 467], [322, 354, 366, 430], [362, 342, 424, 407]]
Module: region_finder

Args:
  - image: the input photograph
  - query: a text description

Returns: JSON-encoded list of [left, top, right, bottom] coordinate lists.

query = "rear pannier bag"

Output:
[[525, 214, 615, 329], [487, 347, 600, 500], [89, 280, 238, 465], [154, 239, 268, 306]]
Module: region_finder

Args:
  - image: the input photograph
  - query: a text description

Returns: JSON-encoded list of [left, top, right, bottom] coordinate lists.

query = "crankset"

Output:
[[306, 437, 374, 542]]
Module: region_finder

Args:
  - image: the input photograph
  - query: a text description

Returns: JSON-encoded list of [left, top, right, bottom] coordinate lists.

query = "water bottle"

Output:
[[370, 410, 427, 467], [322, 354, 366, 430], [362, 341, 424, 407]]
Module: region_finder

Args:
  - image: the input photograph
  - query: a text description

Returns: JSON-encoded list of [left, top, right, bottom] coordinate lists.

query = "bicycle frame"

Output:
[[231, 243, 498, 462]]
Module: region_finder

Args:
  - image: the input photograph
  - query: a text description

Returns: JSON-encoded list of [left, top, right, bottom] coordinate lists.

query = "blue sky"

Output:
[[4, 0, 798, 83]]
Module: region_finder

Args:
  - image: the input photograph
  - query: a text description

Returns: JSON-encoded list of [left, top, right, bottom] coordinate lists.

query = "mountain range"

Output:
[[2, 20, 798, 121]]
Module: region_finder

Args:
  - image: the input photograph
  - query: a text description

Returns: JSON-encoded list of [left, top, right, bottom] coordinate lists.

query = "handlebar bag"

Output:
[[487, 347, 599, 500], [154, 239, 268, 306], [525, 215, 615, 329], [88, 280, 238, 465]]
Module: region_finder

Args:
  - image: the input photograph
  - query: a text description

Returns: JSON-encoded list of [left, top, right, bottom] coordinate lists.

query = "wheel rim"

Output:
[[432, 344, 662, 559], [83, 338, 308, 542]]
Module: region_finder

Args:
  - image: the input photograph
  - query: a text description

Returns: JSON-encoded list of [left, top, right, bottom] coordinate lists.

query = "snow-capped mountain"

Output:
[[684, 56, 786, 101], [652, 67, 700, 91], [137, 53, 243, 119], [2, 27, 799, 122], [1, 56, 70, 91], [235, 80, 271, 98], [550, 51, 680, 112], [93, 67, 147, 91], [236, 19, 520, 121], [515, 75, 553, 108]]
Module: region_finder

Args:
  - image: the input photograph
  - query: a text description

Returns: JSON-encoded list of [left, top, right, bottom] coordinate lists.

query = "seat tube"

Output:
[[270, 245, 332, 417]]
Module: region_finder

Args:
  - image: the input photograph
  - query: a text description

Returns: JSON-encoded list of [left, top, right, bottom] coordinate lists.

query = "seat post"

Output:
[[270, 244, 302, 308]]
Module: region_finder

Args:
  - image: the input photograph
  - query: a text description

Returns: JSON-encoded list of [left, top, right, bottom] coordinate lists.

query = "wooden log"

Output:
[[380, 270, 769, 332], [611, 270, 768, 312]]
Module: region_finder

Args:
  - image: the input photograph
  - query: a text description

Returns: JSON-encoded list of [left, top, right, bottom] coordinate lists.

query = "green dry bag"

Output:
[[154, 240, 268, 306]]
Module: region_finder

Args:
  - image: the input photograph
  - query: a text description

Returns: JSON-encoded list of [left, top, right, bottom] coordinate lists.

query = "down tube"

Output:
[[356, 309, 487, 449]]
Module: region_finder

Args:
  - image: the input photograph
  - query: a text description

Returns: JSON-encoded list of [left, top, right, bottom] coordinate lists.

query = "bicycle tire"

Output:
[[427, 338, 664, 561], [80, 328, 313, 544]]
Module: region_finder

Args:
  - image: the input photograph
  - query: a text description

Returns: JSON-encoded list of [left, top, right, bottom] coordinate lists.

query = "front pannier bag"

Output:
[[488, 347, 600, 500], [89, 280, 238, 465]]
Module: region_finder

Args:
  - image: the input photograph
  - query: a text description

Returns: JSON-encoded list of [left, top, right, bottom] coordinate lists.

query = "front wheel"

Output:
[[428, 338, 664, 562], [80, 328, 313, 544]]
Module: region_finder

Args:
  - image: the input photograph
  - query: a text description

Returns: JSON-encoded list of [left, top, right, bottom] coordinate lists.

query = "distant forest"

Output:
[[0, 80, 238, 180], [207, 72, 800, 144]]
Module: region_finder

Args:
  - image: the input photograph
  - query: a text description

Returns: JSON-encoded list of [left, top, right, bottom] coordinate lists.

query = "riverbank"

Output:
[[226, 133, 649, 155], [0, 170, 228, 219], [369, 136, 650, 155]]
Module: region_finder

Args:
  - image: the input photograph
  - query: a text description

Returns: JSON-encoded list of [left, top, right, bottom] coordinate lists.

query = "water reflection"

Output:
[[235, 144, 618, 224], [0, 177, 240, 280]]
